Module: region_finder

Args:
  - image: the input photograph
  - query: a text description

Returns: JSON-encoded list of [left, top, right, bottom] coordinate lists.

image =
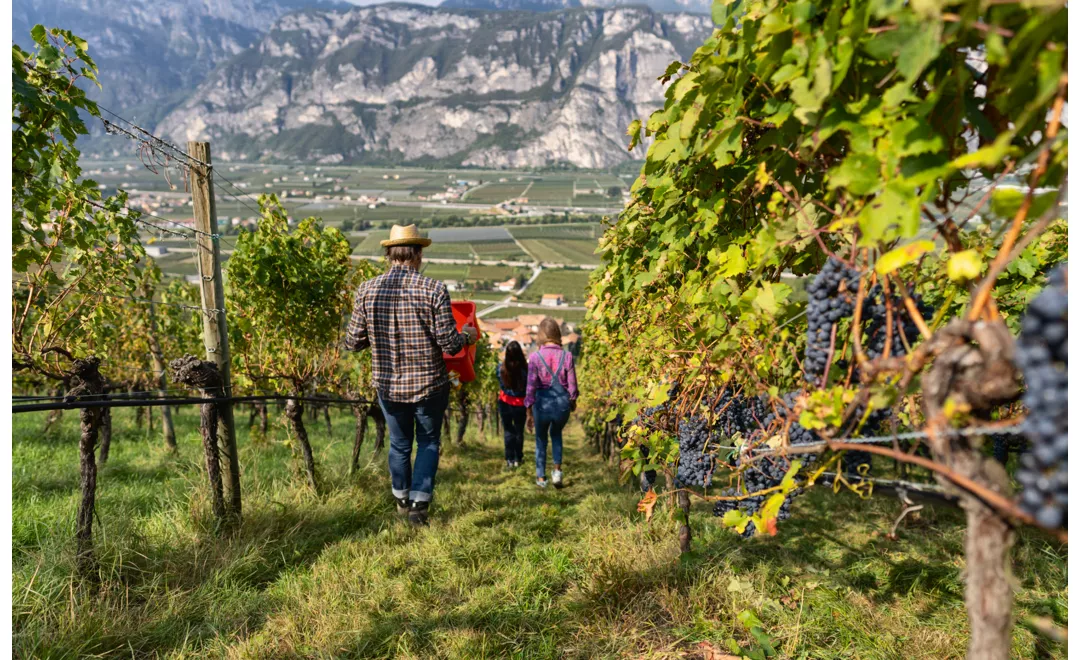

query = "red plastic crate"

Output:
[[443, 300, 479, 383]]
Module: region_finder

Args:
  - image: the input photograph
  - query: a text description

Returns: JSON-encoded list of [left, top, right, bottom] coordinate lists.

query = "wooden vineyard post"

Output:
[[188, 141, 242, 523]]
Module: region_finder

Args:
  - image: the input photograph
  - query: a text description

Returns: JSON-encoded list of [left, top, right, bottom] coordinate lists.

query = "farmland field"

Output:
[[420, 263, 470, 281], [518, 238, 600, 264], [452, 290, 509, 302], [509, 224, 605, 240], [522, 180, 574, 205], [518, 268, 592, 304], [480, 306, 588, 324], [463, 182, 530, 204]]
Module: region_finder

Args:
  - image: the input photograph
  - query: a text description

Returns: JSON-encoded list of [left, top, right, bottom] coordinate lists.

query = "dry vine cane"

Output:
[[170, 355, 229, 527]]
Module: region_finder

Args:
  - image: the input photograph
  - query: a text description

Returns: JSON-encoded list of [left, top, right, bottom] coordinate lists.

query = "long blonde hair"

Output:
[[537, 317, 562, 345]]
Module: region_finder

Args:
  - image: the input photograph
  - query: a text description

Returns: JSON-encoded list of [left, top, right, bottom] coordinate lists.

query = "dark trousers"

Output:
[[498, 400, 527, 463], [378, 387, 450, 503]]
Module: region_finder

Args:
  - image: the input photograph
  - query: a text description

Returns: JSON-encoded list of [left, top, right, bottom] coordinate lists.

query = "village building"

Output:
[[540, 293, 565, 307], [495, 278, 517, 292]]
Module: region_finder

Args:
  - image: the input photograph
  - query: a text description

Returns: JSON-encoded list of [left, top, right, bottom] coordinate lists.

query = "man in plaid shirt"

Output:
[[346, 225, 477, 525]]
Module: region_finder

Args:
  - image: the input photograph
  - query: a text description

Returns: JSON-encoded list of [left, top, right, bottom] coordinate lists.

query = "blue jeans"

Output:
[[534, 407, 568, 478], [378, 387, 450, 503]]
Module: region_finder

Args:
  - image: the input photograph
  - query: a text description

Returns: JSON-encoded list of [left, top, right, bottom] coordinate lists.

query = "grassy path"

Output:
[[13, 407, 1066, 658]]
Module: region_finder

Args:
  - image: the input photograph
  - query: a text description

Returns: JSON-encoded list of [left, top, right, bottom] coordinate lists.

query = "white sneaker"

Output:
[[536, 477, 548, 488], [552, 470, 563, 488]]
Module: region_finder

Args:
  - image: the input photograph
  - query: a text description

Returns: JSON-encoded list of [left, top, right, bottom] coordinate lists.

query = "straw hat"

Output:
[[380, 224, 432, 248]]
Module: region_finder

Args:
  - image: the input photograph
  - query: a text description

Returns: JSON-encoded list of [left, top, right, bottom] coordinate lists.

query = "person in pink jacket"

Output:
[[525, 318, 578, 489]]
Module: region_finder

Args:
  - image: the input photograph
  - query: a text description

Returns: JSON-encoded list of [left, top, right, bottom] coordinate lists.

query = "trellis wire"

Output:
[[212, 170, 263, 216], [12, 393, 378, 414], [22, 168, 217, 240], [98, 105, 209, 168], [11, 280, 224, 315], [632, 417, 1025, 453]]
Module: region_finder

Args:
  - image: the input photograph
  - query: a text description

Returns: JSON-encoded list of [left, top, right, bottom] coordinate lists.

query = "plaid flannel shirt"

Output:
[[345, 264, 467, 403]]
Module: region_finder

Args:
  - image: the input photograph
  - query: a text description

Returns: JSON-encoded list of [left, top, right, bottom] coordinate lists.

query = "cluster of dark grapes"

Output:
[[860, 284, 935, 361], [1015, 265, 1068, 529], [760, 392, 820, 453], [711, 389, 768, 437], [674, 414, 718, 488], [710, 392, 818, 534], [990, 433, 1027, 465], [804, 258, 861, 385], [640, 443, 657, 492]]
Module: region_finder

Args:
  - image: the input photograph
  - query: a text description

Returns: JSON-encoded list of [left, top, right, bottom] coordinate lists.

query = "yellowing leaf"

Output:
[[875, 240, 935, 275], [637, 490, 658, 521], [626, 118, 642, 151], [754, 282, 779, 316], [645, 381, 670, 407], [722, 508, 751, 533], [947, 250, 983, 281]]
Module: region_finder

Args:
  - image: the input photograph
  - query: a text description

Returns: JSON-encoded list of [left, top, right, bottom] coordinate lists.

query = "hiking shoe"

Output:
[[552, 470, 564, 489], [536, 477, 548, 488], [507, 460, 515, 470], [395, 496, 410, 516], [408, 501, 430, 526]]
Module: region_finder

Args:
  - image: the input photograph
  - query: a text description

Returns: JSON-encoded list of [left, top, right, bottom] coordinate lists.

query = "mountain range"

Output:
[[14, 0, 712, 168]]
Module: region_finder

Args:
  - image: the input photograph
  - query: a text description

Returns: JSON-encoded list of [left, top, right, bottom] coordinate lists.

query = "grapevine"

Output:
[[578, 0, 1067, 655]]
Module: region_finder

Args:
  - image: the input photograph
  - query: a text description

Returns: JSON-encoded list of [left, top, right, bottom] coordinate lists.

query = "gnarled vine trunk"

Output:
[[677, 490, 692, 554], [98, 381, 112, 464], [68, 358, 104, 576], [454, 388, 470, 445], [371, 405, 386, 453], [248, 401, 269, 441], [349, 398, 370, 475], [922, 321, 1021, 660], [42, 383, 66, 434], [169, 356, 227, 526], [285, 396, 319, 493]]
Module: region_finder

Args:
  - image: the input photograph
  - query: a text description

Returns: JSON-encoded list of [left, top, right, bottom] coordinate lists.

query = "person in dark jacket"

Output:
[[345, 224, 477, 526], [497, 341, 528, 469]]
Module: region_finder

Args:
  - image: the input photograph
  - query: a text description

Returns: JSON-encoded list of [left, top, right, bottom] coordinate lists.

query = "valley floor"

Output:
[[13, 407, 1066, 658]]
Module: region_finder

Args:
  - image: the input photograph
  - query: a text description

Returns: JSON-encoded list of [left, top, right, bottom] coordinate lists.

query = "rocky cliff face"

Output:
[[12, 0, 345, 119], [442, 0, 712, 16], [157, 5, 712, 168]]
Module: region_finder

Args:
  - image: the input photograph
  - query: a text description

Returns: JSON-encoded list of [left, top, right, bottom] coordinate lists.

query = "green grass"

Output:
[[518, 238, 601, 264], [520, 268, 592, 304], [12, 408, 1066, 658]]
